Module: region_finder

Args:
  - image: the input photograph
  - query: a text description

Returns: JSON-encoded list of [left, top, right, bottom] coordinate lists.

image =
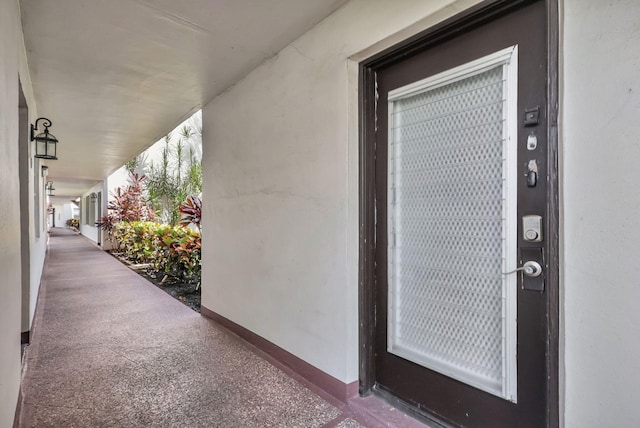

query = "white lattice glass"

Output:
[[387, 48, 518, 401]]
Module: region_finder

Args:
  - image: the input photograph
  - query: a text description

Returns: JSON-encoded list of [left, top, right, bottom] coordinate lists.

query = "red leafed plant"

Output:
[[178, 195, 201, 231], [96, 173, 156, 239]]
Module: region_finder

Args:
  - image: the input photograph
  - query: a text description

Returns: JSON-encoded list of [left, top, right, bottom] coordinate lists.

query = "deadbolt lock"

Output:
[[522, 215, 543, 242]]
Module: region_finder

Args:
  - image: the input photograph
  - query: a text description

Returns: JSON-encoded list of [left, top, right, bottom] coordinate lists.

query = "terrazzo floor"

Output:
[[16, 229, 428, 428]]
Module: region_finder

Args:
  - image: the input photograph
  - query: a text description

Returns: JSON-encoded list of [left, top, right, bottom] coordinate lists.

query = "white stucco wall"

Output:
[[29, 171, 47, 330], [202, 0, 482, 384], [0, 1, 22, 423], [107, 166, 129, 195], [20, 124, 48, 334], [52, 202, 76, 228], [0, 0, 44, 425], [79, 182, 108, 245], [28, 177, 46, 330], [562, 1, 640, 427], [17, 4, 46, 337]]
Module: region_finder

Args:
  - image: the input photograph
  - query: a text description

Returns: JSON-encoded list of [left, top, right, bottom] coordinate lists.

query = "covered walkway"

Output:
[[16, 229, 424, 427]]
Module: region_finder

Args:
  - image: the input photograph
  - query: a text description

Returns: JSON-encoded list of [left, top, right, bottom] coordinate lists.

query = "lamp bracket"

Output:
[[31, 117, 53, 141]]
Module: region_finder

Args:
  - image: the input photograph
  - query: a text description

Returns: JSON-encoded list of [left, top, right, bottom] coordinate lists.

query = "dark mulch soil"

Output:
[[108, 251, 201, 313]]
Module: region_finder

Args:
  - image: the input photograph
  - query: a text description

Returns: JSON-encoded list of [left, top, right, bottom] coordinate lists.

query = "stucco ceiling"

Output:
[[21, 0, 348, 198]]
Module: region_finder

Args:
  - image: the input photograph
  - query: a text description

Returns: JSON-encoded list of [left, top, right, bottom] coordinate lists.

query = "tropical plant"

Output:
[[100, 112, 203, 288], [124, 153, 148, 176], [96, 173, 155, 244], [185, 156, 202, 196], [155, 225, 202, 287], [146, 135, 180, 224], [146, 125, 202, 225], [178, 195, 202, 231], [108, 173, 155, 222], [112, 221, 157, 262], [66, 218, 80, 229], [112, 221, 201, 288]]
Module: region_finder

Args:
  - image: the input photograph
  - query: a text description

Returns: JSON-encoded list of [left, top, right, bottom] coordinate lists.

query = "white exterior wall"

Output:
[[29, 157, 47, 329], [562, 1, 640, 426], [28, 162, 47, 330], [52, 202, 76, 228], [107, 166, 129, 195], [79, 182, 107, 245], [18, 94, 45, 335], [17, 10, 46, 337], [0, 1, 22, 423], [0, 0, 45, 425], [202, 0, 482, 384]]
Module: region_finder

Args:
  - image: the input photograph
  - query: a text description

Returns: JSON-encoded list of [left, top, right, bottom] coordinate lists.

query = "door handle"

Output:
[[521, 261, 542, 277], [504, 261, 543, 277]]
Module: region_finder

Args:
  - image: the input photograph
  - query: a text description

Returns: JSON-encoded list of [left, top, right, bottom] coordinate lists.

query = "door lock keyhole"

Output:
[[522, 261, 542, 277]]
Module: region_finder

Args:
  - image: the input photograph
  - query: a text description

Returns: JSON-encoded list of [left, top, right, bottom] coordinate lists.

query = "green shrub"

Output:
[[112, 221, 201, 288], [155, 225, 201, 282], [66, 218, 80, 229]]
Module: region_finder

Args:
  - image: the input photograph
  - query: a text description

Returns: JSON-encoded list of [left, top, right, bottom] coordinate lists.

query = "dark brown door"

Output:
[[361, 1, 555, 427]]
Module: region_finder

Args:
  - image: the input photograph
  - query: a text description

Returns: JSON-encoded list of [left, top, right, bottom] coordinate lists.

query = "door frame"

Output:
[[357, 0, 560, 426]]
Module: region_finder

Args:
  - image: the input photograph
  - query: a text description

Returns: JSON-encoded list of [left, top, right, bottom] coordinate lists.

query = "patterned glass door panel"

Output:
[[387, 48, 518, 401]]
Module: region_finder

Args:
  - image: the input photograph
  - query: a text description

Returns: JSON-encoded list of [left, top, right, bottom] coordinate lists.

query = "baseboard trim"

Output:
[[12, 384, 22, 428], [201, 305, 358, 403]]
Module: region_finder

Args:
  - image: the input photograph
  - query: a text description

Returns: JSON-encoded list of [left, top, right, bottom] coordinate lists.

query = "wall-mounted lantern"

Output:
[[46, 181, 55, 197], [31, 117, 58, 160], [90, 193, 98, 202]]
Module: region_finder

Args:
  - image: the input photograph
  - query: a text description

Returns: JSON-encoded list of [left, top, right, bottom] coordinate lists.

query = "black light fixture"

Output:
[[46, 181, 55, 197], [31, 117, 58, 160]]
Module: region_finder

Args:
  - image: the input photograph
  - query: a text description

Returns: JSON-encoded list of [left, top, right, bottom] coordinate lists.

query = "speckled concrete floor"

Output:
[[17, 229, 428, 428]]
